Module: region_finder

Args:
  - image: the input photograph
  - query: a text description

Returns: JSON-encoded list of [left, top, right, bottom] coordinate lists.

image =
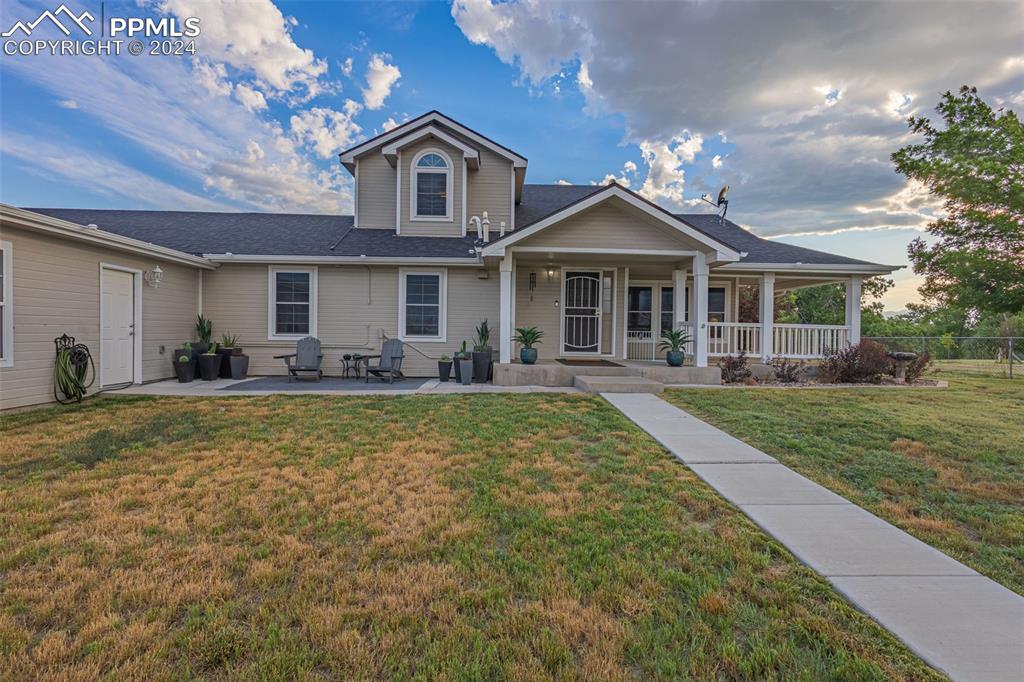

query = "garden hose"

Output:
[[53, 335, 96, 404]]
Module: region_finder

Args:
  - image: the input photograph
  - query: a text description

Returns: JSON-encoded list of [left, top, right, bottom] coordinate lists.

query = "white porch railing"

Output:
[[625, 322, 849, 360], [707, 322, 761, 356], [773, 324, 849, 359]]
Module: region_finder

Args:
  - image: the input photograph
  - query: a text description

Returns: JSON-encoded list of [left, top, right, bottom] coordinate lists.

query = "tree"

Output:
[[737, 277, 892, 327], [892, 86, 1024, 316]]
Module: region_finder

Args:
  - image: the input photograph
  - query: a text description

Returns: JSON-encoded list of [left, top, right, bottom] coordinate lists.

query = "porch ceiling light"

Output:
[[144, 265, 163, 289]]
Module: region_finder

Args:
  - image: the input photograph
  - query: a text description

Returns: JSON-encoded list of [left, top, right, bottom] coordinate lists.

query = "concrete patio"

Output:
[[114, 377, 579, 397], [604, 392, 1024, 682]]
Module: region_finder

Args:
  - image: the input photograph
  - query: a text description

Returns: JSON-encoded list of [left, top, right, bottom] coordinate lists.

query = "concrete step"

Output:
[[574, 375, 665, 394]]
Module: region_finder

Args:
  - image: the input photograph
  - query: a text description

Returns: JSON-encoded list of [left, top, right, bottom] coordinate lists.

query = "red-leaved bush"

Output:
[[900, 351, 933, 383], [819, 340, 891, 383], [718, 351, 752, 384]]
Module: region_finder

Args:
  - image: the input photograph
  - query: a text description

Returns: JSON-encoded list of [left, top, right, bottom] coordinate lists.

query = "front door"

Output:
[[563, 270, 602, 354], [101, 268, 135, 386]]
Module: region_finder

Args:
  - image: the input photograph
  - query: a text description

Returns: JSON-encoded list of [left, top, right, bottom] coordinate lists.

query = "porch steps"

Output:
[[573, 375, 665, 394]]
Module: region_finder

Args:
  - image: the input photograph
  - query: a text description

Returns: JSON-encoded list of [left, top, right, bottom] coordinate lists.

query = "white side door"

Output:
[[101, 268, 135, 385]]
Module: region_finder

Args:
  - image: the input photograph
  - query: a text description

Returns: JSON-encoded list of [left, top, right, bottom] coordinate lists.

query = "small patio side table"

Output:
[[341, 354, 363, 379]]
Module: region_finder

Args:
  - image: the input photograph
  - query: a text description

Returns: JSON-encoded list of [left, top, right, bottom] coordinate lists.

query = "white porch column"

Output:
[[499, 256, 513, 364], [760, 272, 775, 361], [672, 267, 687, 331], [845, 275, 862, 346], [692, 253, 709, 367]]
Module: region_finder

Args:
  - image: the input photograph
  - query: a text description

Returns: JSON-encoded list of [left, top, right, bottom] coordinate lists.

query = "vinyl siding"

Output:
[[399, 138, 464, 237], [0, 224, 198, 410], [467, 146, 513, 237], [355, 154, 396, 229], [201, 263, 500, 377], [519, 202, 703, 251]]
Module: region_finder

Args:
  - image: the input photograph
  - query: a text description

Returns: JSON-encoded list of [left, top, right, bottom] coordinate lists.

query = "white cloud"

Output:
[[341, 56, 354, 77], [362, 54, 401, 110], [712, 155, 723, 169], [193, 60, 232, 97], [290, 100, 364, 159], [636, 133, 703, 206], [381, 117, 399, 132], [157, 0, 331, 101], [234, 82, 268, 112], [556, 179, 573, 185], [56, 99, 78, 109]]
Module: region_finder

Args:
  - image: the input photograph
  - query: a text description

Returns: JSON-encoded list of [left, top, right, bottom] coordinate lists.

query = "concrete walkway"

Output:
[[603, 392, 1024, 682], [116, 377, 578, 398]]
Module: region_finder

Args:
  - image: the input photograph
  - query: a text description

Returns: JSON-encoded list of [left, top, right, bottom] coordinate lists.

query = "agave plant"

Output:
[[474, 319, 491, 351], [658, 328, 692, 353], [195, 314, 213, 344], [512, 326, 545, 349]]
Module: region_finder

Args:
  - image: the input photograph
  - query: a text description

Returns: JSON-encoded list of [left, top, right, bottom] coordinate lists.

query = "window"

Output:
[[268, 267, 317, 340], [0, 241, 11, 367], [708, 287, 726, 322], [399, 269, 447, 341], [627, 286, 652, 331], [412, 150, 452, 220], [660, 287, 674, 334]]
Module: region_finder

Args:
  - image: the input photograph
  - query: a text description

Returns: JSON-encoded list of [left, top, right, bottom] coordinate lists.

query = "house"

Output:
[[0, 111, 898, 409]]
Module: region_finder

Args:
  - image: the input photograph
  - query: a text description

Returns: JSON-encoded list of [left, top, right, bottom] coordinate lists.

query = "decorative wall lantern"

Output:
[[144, 265, 163, 289]]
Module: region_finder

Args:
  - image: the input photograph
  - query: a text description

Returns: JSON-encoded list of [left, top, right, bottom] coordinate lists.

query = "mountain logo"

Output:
[[2, 4, 95, 37]]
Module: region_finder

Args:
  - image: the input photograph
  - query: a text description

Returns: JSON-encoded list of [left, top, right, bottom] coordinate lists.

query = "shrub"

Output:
[[819, 340, 890, 383], [771, 357, 804, 383], [718, 351, 752, 383], [901, 352, 933, 382]]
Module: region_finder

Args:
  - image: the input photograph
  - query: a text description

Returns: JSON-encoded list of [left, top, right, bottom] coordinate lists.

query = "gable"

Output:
[[515, 199, 710, 252]]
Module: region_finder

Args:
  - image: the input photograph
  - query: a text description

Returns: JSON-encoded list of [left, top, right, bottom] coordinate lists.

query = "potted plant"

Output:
[[198, 341, 222, 380], [192, 314, 213, 359], [438, 354, 452, 382], [454, 341, 473, 386], [217, 333, 241, 378], [173, 342, 195, 382], [659, 328, 691, 367], [471, 319, 492, 383], [512, 326, 544, 365]]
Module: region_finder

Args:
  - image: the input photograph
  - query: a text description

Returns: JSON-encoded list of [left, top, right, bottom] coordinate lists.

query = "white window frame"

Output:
[[410, 148, 453, 222], [267, 266, 318, 341], [398, 268, 447, 342], [0, 241, 13, 367]]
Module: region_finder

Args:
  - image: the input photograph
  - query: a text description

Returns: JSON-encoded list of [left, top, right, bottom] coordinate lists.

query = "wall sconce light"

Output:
[[144, 265, 163, 289], [545, 267, 556, 280]]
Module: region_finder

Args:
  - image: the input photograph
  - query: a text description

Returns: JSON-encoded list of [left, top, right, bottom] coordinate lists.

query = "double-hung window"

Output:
[[399, 269, 446, 341], [412, 150, 451, 220], [0, 241, 12, 367], [268, 266, 317, 340]]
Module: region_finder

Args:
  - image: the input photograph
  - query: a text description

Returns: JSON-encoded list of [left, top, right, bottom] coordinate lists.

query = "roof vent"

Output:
[[86, 223, 99, 230]]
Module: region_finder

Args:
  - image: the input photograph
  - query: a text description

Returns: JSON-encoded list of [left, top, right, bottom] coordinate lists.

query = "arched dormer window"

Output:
[[412, 149, 452, 220]]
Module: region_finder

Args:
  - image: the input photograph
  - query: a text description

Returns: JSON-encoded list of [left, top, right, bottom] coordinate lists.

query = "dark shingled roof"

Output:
[[25, 185, 878, 266]]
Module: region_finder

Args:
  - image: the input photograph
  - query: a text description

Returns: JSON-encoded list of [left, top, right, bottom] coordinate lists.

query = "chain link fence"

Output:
[[865, 336, 1021, 379]]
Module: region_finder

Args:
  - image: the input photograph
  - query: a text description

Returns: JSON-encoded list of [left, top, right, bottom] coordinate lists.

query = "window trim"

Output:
[[398, 268, 447, 342], [410, 148, 453, 222], [0, 241, 12, 367], [267, 266, 317, 341]]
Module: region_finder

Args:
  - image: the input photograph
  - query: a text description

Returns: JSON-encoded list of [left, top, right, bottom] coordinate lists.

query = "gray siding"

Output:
[[201, 263, 501, 377], [520, 202, 703, 251], [0, 224, 198, 410], [467, 147, 513, 237], [355, 155, 396, 229]]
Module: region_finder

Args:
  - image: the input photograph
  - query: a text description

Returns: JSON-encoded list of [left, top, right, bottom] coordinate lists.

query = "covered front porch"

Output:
[[493, 252, 864, 368]]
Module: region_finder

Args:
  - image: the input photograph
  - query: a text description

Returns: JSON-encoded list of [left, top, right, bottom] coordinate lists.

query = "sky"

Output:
[[1, 0, 1021, 311]]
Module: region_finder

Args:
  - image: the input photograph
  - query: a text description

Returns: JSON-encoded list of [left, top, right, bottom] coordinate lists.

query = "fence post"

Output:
[[1010, 337, 1014, 379], [921, 337, 926, 355]]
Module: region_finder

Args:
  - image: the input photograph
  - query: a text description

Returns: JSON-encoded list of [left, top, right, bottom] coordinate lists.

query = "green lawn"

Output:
[[0, 394, 941, 680], [665, 376, 1024, 595]]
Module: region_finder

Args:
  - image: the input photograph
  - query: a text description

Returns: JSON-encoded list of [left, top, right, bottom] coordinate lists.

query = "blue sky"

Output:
[[1, 0, 1021, 310]]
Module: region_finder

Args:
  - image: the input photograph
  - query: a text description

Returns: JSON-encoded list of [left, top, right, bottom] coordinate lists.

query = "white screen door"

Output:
[[563, 271, 602, 354], [102, 268, 135, 385]]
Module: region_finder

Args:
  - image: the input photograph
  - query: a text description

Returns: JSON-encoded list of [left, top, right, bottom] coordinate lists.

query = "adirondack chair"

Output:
[[274, 336, 323, 382], [363, 338, 405, 384]]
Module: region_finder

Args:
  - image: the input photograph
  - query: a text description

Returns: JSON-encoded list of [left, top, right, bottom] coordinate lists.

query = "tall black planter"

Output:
[[438, 360, 452, 382], [198, 353, 222, 381], [216, 346, 235, 378], [472, 348, 492, 383], [457, 359, 473, 386], [174, 358, 195, 383]]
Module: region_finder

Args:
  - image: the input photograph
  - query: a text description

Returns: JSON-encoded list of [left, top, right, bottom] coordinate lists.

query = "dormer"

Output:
[[339, 112, 527, 238]]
